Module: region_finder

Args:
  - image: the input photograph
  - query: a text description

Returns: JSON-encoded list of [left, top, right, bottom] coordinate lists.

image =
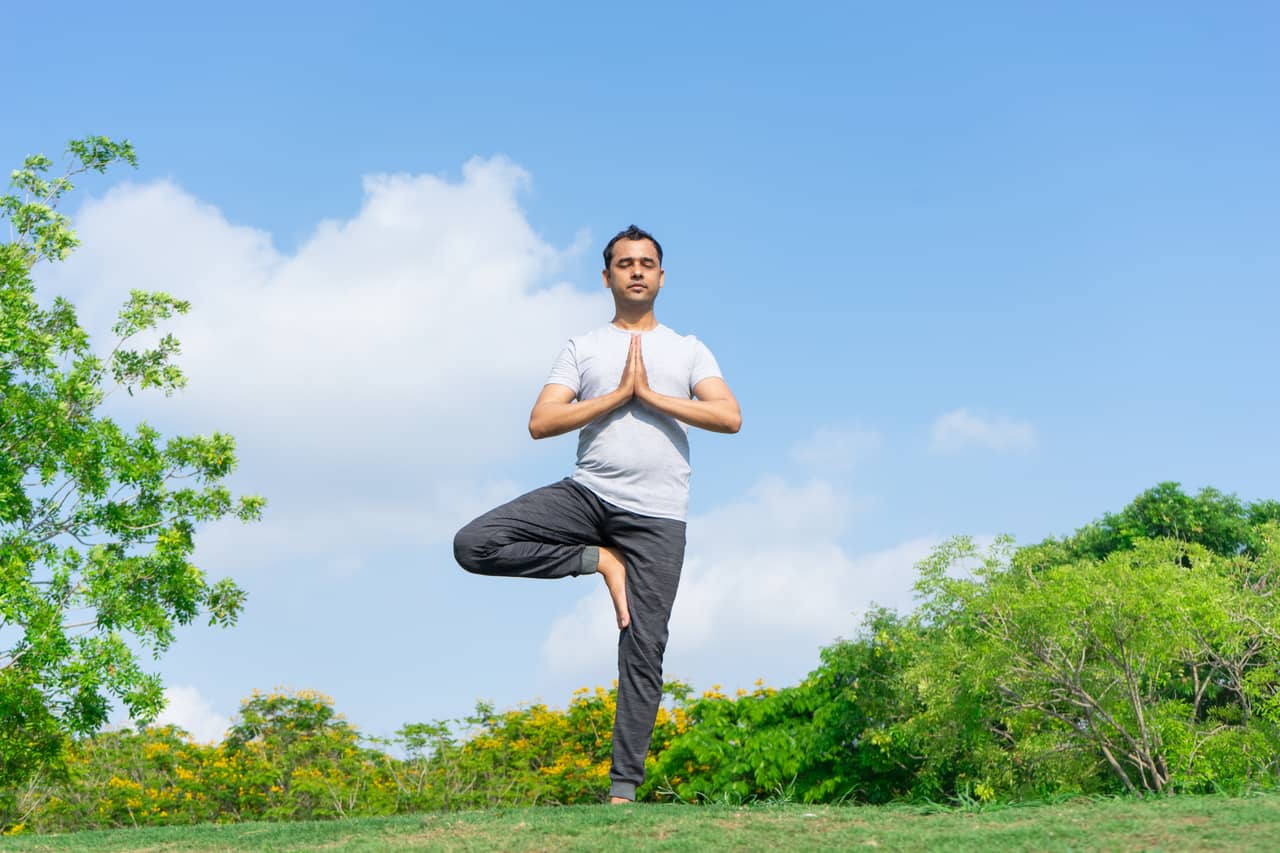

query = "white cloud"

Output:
[[541, 474, 937, 690], [789, 425, 882, 472], [154, 685, 230, 744], [36, 159, 609, 574], [931, 408, 1037, 453], [192, 477, 522, 577]]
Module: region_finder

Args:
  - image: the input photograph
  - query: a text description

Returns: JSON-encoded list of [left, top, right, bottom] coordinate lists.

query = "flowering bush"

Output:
[[0, 683, 694, 832]]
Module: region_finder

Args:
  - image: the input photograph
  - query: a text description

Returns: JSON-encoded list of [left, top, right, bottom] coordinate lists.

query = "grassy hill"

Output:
[[4, 792, 1279, 851]]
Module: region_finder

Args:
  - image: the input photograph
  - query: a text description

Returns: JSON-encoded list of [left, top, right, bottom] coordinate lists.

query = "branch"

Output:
[[1099, 743, 1137, 794], [1, 649, 32, 671], [24, 478, 82, 538]]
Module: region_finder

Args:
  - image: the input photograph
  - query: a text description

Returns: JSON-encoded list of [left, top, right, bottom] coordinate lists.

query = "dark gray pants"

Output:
[[452, 478, 686, 801]]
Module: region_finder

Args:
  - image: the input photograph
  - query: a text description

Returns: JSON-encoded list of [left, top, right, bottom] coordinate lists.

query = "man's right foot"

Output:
[[598, 546, 630, 630]]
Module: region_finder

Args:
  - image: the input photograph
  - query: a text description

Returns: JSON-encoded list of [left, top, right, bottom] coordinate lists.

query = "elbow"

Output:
[[725, 412, 742, 434], [529, 413, 557, 440]]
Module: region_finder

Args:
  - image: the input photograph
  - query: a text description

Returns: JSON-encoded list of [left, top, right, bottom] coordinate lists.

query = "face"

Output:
[[602, 239, 664, 306]]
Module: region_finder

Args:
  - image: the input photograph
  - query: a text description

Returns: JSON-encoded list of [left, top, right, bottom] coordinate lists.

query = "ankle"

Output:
[[599, 546, 624, 571]]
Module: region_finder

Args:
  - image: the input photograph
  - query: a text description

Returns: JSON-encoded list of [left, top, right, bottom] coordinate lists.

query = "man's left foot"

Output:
[[609, 796, 633, 805]]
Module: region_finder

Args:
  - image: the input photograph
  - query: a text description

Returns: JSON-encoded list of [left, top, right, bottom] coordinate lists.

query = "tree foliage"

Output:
[[0, 137, 264, 793], [648, 610, 920, 804], [649, 483, 1280, 804], [910, 485, 1280, 798]]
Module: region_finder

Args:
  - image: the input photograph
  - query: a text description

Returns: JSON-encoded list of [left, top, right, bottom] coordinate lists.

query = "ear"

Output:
[[602, 268, 611, 289], [657, 268, 665, 290]]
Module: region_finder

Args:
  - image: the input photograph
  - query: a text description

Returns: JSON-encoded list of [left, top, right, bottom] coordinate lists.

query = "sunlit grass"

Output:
[[5, 791, 1280, 852]]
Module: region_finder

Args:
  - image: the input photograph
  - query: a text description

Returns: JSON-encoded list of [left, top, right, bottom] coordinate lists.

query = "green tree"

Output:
[[0, 137, 263, 798], [911, 526, 1280, 797], [1062, 482, 1280, 562], [648, 609, 921, 805]]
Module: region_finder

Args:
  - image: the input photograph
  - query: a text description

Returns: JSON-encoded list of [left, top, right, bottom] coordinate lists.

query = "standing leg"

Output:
[[604, 511, 686, 801], [453, 480, 603, 579]]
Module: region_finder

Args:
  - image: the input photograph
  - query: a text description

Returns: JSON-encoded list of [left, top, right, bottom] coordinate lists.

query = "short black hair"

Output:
[[603, 224, 663, 268]]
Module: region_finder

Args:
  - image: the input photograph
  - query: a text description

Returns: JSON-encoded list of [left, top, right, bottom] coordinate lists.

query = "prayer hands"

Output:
[[632, 335, 652, 401], [618, 334, 654, 403]]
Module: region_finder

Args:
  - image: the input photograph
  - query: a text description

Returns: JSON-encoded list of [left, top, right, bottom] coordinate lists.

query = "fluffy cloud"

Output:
[[154, 685, 230, 744], [36, 160, 608, 570], [541, 472, 937, 691], [192, 477, 522, 578], [789, 425, 882, 472], [931, 408, 1037, 453]]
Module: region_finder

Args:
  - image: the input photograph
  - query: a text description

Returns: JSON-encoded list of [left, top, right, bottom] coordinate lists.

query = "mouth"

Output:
[[627, 284, 647, 292]]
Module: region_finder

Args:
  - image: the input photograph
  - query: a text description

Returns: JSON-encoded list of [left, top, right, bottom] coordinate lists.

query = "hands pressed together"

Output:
[[528, 331, 740, 440], [616, 334, 655, 403], [608, 333, 741, 433]]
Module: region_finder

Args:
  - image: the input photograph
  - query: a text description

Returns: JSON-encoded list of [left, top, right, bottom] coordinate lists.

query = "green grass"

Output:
[[5, 792, 1279, 851]]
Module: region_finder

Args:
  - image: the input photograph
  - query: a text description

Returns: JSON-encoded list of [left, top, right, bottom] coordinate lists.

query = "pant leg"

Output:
[[602, 509, 687, 800], [453, 479, 605, 579]]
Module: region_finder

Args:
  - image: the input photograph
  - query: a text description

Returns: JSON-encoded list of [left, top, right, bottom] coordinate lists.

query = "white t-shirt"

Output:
[[546, 323, 722, 521]]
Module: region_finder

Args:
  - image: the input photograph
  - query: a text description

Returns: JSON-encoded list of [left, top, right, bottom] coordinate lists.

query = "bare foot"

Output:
[[609, 796, 632, 805], [598, 546, 630, 630]]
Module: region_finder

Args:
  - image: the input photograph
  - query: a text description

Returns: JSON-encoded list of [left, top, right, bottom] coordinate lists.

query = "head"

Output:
[[601, 224, 664, 306]]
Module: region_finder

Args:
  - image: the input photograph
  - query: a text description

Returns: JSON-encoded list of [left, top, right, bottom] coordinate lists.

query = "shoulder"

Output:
[[655, 324, 704, 346], [656, 325, 715, 355], [564, 325, 616, 349]]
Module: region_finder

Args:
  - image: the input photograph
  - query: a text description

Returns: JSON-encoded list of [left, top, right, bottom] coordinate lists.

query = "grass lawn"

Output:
[[3, 792, 1277, 851]]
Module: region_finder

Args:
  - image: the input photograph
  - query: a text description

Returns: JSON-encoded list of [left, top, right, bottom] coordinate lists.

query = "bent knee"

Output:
[[452, 525, 490, 573]]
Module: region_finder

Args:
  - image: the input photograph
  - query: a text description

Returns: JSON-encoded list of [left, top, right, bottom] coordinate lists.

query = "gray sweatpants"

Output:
[[452, 478, 686, 801]]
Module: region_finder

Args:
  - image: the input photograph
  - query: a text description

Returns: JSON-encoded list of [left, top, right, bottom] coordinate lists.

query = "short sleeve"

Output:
[[546, 340, 581, 396], [689, 338, 723, 393]]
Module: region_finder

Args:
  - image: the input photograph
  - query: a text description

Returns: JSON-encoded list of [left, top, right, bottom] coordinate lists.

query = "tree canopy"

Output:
[[1, 137, 263, 792], [650, 483, 1280, 803]]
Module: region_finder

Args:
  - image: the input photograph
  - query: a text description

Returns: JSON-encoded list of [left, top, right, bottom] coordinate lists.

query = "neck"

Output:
[[610, 304, 658, 331]]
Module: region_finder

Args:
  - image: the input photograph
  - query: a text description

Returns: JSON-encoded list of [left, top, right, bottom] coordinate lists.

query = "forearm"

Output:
[[637, 391, 742, 434], [529, 389, 630, 439]]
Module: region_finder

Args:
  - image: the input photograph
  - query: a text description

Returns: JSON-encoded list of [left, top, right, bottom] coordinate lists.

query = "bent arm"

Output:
[[528, 383, 630, 440], [638, 377, 742, 434]]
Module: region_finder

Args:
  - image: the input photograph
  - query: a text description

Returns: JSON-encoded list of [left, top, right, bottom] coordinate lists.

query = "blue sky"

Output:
[[4, 2, 1278, 742]]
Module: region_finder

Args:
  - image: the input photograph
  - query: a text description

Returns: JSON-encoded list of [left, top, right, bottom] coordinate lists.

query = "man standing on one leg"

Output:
[[453, 225, 741, 804]]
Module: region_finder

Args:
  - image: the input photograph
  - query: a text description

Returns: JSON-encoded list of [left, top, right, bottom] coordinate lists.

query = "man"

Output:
[[453, 224, 741, 803]]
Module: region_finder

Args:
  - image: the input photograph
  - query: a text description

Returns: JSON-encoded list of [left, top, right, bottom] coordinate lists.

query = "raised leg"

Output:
[[452, 480, 603, 579]]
